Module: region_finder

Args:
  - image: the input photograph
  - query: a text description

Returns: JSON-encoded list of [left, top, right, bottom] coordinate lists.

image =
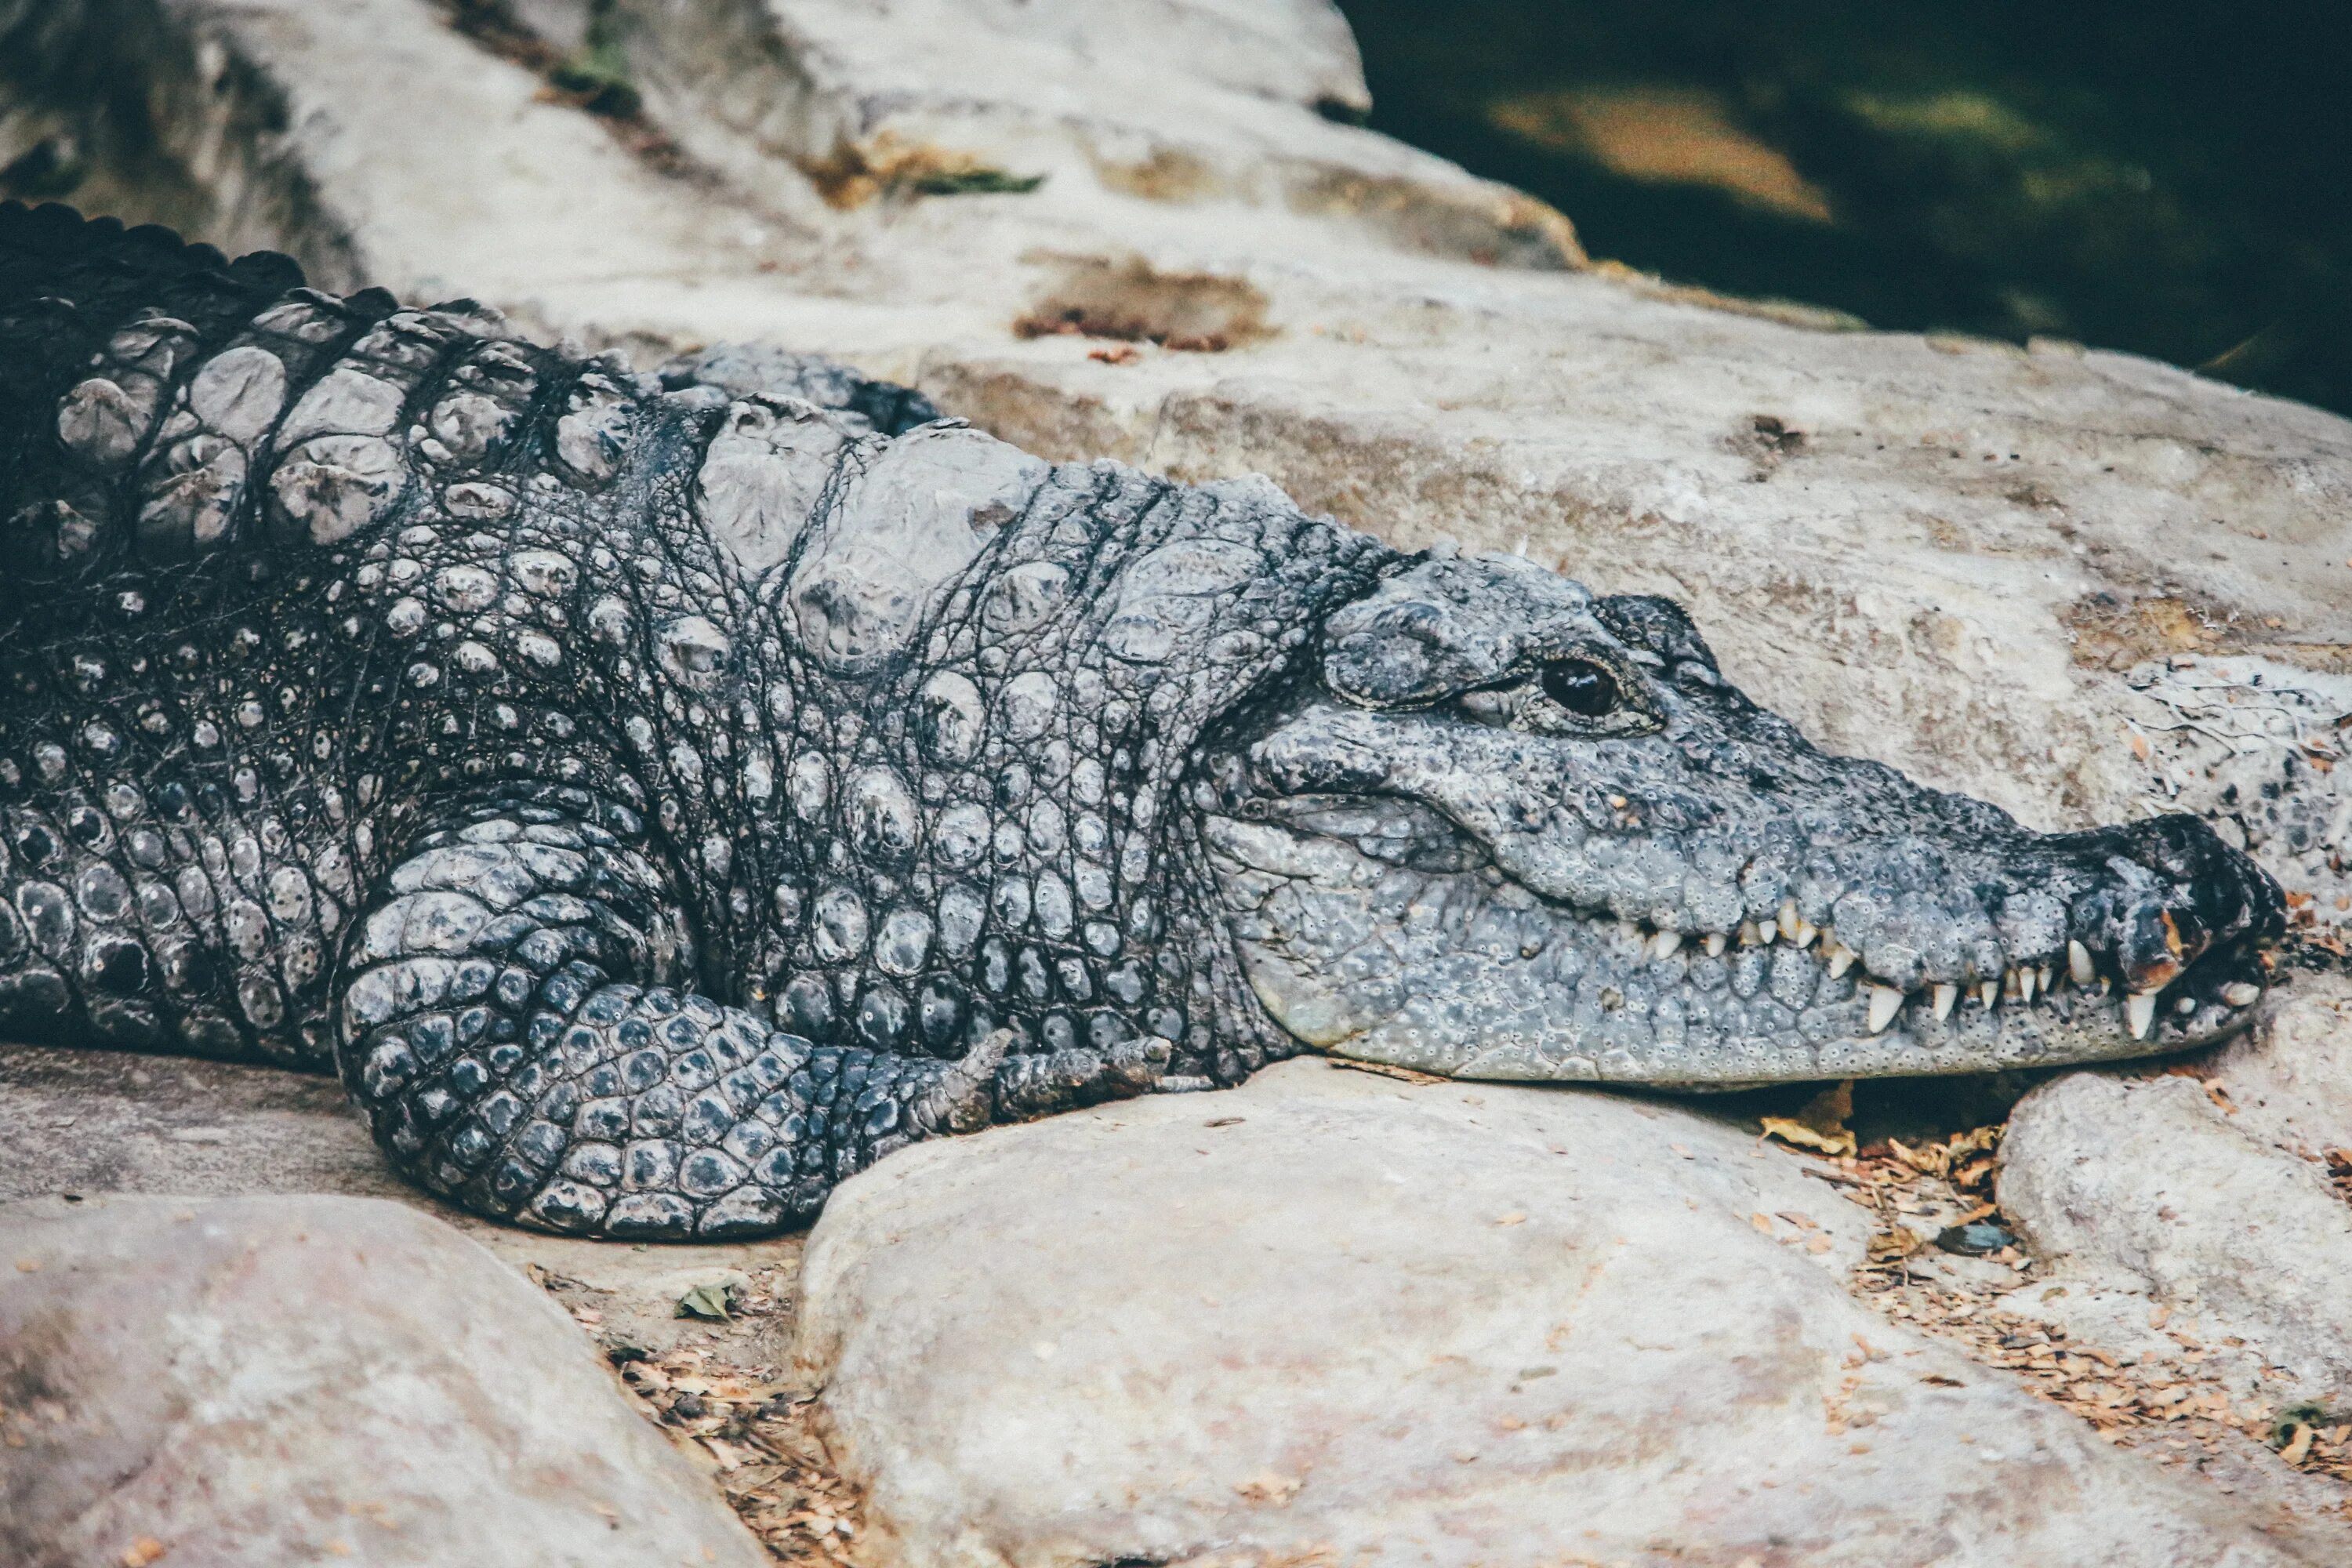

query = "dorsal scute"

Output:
[[2, 204, 328, 600], [779, 420, 1051, 679]]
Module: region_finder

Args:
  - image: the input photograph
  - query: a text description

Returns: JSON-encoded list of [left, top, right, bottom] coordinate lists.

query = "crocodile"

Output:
[[0, 203, 2285, 1237]]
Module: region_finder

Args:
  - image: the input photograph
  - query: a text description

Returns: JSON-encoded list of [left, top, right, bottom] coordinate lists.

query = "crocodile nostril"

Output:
[[2117, 899, 2191, 992]]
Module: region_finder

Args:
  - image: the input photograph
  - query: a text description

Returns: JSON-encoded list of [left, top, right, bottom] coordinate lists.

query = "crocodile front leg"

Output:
[[336, 795, 1012, 1238]]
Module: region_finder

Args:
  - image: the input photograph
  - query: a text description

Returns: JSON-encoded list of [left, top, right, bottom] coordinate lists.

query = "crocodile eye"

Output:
[[1541, 659, 1621, 717]]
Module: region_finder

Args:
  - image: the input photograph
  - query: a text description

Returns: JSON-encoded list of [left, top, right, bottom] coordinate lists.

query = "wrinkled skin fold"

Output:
[[0, 204, 2285, 1236]]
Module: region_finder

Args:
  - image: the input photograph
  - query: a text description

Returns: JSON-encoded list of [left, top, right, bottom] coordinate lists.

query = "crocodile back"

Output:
[[0, 203, 332, 631]]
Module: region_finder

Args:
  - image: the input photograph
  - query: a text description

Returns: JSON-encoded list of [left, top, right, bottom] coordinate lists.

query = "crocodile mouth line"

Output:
[[1208, 797, 2271, 1083]]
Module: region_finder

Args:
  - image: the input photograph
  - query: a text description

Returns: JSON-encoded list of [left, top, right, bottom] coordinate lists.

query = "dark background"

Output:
[[1337, 0, 2352, 418]]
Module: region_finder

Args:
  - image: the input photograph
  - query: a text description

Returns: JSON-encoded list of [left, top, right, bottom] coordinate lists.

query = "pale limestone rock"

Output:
[[1999, 1036, 2352, 1404], [2212, 971, 2352, 1157], [796, 1059, 2316, 1568], [0, 1192, 768, 1568]]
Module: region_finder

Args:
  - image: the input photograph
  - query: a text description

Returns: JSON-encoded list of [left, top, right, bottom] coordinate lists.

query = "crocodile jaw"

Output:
[[1204, 813, 2269, 1087]]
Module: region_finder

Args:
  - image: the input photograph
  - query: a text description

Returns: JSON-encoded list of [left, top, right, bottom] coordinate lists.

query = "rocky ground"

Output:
[[5, 0, 2352, 1564], [10, 982, 2352, 1566]]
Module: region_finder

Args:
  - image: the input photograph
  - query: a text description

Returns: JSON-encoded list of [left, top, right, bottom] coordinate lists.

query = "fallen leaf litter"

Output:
[[528, 1248, 866, 1565], [1806, 1106, 2352, 1501]]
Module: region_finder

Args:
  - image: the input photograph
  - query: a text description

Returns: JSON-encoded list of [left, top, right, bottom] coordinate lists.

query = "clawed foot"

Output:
[[989, 1033, 1178, 1120]]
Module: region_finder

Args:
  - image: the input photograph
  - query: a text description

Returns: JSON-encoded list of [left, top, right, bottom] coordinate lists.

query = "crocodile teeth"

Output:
[[1705, 932, 1727, 957], [1794, 920, 1817, 949], [1778, 900, 1800, 942], [2038, 964, 2055, 996], [2016, 966, 2036, 1005], [2069, 940, 2096, 987], [1867, 985, 1904, 1034], [1979, 980, 1999, 1009], [1932, 982, 1957, 1022], [1739, 920, 1763, 947], [2220, 981, 2261, 1007], [2125, 989, 2159, 1040], [1827, 945, 1857, 979], [1653, 931, 1682, 960]]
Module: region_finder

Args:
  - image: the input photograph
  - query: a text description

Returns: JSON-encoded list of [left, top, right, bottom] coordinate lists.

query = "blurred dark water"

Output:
[[1337, 0, 2352, 419]]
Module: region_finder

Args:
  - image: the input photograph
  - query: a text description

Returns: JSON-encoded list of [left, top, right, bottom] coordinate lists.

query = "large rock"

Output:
[[1998, 971, 2352, 1406], [0, 1192, 770, 1568], [793, 1060, 2323, 1567]]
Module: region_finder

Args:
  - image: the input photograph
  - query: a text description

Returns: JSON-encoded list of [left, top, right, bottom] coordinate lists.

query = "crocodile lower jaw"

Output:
[[1204, 815, 2268, 1085]]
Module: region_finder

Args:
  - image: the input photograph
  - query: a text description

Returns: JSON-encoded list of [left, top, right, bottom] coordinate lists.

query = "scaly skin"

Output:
[[0, 204, 2285, 1237]]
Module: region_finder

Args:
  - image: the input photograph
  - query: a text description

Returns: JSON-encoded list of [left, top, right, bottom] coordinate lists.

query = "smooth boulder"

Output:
[[0, 1193, 768, 1568], [1999, 976, 2352, 1405], [794, 1059, 2317, 1568]]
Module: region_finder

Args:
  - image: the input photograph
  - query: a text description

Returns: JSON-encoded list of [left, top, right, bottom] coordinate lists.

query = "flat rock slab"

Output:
[[795, 1058, 2318, 1568], [0, 1192, 769, 1568], [0, 1041, 399, 1203], [0, 1040, 804, 1363]]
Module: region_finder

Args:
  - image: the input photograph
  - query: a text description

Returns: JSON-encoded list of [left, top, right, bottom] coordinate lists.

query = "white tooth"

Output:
[[2126, 989, 2158, 1040], [1705, 932, 1727, 957], [1979, 980, 1999, 1009], [2220, 981, 2261, 1007], [1933, 982, 1957, 1022], [2018, 967, 2036, 1005], [1653, 931, 1682, 960], [1794, 920, 1817, 949], [1867, 985, 1904, 1034], [2038, 965, 2054, 997], [2097, 977, 2111, 996], [1620, 919, 1642, 946], [2069, 940, 2095, 987], [2175, 996, 2196, 1017], [1739, 920, 1762, 947], [1778, 900, 1800, 942], [1827, 946, 1856, 979]]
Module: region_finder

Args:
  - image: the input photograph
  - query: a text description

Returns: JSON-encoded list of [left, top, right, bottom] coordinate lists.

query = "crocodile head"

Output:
[[1200, 552, 2285, 1084]]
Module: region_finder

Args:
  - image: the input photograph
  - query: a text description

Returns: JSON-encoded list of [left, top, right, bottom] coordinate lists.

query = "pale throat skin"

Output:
[[0, 201, 2287, 1240]]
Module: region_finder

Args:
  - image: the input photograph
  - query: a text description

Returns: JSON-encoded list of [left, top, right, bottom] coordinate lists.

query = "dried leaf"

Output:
[[1760, 1116, 1856, 1157], [1867, 1225, 1924, 1261], [676, 1281, 737, 1321], [2280, 1423, 2316, 1465]]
